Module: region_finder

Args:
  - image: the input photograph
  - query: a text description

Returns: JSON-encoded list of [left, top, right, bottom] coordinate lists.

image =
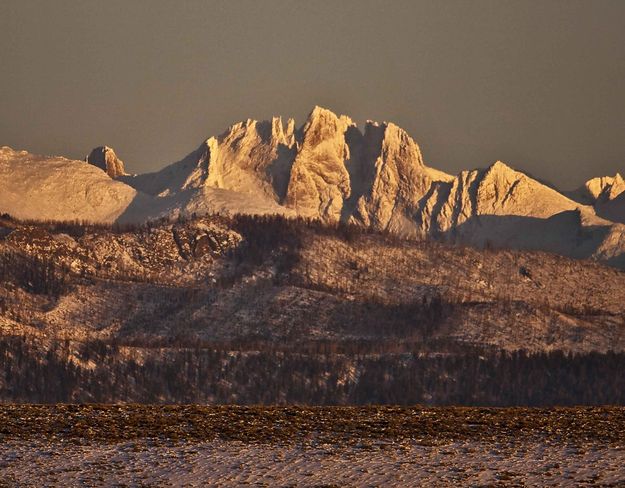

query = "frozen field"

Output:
[[1, 406, 624, 487], [2, 438, 625, 486]]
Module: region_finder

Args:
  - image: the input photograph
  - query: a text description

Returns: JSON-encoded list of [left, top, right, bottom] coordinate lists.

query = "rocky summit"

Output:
[[85, 146, 128, 179]]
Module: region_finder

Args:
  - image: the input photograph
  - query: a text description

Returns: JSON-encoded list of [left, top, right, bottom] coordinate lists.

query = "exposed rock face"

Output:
[[595, 191, 625, 226], [137, 118, 298, 200], [86, 146, 128, 179], [125, 117, 300, 218], [350, 122, 430, 232], [584, 173, 625, 203], [285, 106, 353, 221], [424, 169, 482, 234], [204, 117, 298, 201], [568, 174, 625, 224]]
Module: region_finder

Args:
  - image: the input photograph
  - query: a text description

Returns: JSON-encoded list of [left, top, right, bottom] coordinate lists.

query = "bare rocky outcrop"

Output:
[[568, 173, 625, 224], [350, 122, 431, 233], [204, 116, 298, 201], [86, 146, 128, 179], [124, 116, 300, 218], [582, 174, 625, 225], [582, 173, 625, 203], [285, 106, 353, 221]]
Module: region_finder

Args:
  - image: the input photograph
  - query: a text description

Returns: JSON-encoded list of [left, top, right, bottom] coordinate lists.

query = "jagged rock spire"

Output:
[[86, 146, 127, 179]]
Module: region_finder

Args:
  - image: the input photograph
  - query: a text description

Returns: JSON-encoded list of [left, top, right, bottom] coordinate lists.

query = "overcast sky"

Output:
[[1, 0, 624, 188]]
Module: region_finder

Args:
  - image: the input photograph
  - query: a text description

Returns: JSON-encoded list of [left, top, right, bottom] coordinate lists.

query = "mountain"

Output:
[[1, 107, 624, 266], [0, 146, 150, 223], [123, 107, 454, 231], [418, 162, 615, 258]]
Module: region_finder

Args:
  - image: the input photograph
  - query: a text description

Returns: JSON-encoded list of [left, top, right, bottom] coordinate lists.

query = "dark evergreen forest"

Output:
[[1, 336, 623, 406]]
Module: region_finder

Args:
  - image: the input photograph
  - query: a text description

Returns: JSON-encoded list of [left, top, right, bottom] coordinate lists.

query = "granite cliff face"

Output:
[[2, 107, 625, 266], [350, 122, 432, 233], [125, 116, 300, 217], [285, 106, 353, 221], [130, 107, 594, 240]]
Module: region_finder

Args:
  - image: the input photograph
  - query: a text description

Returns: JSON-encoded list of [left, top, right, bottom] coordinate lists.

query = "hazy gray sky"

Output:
[[1, 0, 624, 188]]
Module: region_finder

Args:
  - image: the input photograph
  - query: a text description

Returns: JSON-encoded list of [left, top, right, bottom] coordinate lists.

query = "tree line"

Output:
[[1, 336, 624, 406]]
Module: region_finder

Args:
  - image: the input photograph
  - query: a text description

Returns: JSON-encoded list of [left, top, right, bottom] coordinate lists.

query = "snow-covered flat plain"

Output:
[[1, 438, 624, 487], [1, 406, 624, 486]]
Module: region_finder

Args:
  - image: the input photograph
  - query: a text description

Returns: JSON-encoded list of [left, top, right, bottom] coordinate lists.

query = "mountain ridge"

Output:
[[1, 106, 624, 266]]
